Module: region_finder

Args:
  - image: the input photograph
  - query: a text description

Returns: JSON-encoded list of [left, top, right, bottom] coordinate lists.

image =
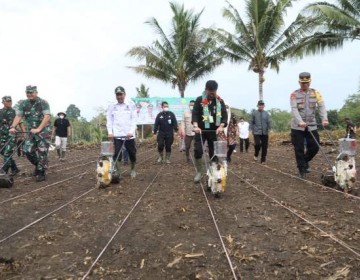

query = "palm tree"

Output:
[[302, 0, 360, 41], [208, 0, 341, 100], [136, 83, 150, 98], [127, 2, 223, 97]]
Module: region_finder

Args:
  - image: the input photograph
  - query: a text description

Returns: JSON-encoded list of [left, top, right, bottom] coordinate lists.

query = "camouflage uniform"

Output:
[[15, 98, 51, 172], [0, 107, 17, 172]]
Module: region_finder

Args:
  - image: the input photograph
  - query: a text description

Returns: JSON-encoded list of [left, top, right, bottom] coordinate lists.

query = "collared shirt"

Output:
[[290, 88, 327, 131], [182, 109, 194, 136], [250, 110, 271, 135], [106, 99, 137, 138], [238, 121, 250, 139]]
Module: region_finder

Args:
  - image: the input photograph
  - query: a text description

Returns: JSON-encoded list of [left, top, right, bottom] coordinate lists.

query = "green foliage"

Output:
[[66, 104, 81, 120], [338, 92, 360, 125], [230, 107, 250, 121], [302, 0, 360, 41], [127, 2, 223, 97], [136, 84, 150, 98], [268, 108, 291, 132], [208, 0, 345, 100]]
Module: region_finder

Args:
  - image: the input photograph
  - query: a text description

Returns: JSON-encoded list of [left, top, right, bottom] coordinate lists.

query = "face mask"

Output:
[[59, 115, 64, 119], [163, 107, 169, 112], [189, 106, 193, 111]]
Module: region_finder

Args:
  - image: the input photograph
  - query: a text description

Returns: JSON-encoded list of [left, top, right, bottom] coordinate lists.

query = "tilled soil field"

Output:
[[1, 140, 360, 279]]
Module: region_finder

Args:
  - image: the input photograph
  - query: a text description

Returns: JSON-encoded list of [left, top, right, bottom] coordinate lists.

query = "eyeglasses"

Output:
[[4, 100, 12, 102], [26, 92, 35, 95]]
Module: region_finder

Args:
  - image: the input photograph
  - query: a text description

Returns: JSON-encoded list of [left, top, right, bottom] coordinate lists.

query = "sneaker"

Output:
[[253, 156, 258, 161]]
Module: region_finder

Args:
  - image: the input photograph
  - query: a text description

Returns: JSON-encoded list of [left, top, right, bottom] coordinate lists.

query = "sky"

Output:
[[0, 0, 359, 120]]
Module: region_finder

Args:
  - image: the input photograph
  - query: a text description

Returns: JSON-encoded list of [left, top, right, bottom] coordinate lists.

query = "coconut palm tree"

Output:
[[127, 2, 223, 97], [136, 83, 150, 98], [208, 0, 342, 100], [302, 0, 360, 41]]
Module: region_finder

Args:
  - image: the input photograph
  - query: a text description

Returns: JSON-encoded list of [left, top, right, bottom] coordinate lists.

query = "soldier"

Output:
[[0, 96, 20, 175], [290, 72, 328, 178], [192, 80, 228, 183], [9, 85, 51, 182]]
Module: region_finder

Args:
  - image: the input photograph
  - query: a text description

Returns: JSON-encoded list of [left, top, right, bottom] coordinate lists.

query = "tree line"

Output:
[[62, 90, 359, 144]]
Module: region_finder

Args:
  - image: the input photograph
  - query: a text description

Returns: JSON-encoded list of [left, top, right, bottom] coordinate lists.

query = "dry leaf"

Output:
[[185, 253, 204, 258], [140, 259, 145, 269], [167, 256, 182, 268]]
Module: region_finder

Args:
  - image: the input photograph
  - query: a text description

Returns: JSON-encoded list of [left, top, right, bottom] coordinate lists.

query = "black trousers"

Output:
[[239, 138, 249, 152], [254, 134, 269, 163], [227, 144, 236, 160], [194, 131, 217, 159], [113, 138, 136, 163], [185, 135, 194, 157], [291, 128, 320, 171], [157, 133, 174, 153]]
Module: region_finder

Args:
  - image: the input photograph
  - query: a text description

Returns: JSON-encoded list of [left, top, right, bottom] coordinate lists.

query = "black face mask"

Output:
[[207, 94, 215, 100]]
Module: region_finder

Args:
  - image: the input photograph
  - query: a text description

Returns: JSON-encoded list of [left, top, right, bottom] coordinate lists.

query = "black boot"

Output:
[[36, 170, 46, 182]]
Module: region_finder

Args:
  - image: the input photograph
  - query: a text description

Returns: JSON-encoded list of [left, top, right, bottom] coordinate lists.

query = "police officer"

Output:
[[9, 85, 51, 182], [0, 96, 20, 175], [192, 80, 228, 183], [153, 101, 178, 164], [106, 86, 137, 179], [290, 72, 329, 178]]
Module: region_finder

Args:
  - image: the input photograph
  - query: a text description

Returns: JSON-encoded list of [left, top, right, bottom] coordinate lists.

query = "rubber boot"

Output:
[[36, 170, 46, 182], [60, 151, 66, 161], [194, 158, 203, 183], [10, 160, 20, 176], [165, 152, 171, 164], [56, 149, 61, 160], [157, 152, 163, 163], [130, 162, 136, 179]]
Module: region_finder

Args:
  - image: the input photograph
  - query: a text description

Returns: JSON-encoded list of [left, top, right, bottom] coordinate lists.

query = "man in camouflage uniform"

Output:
[[9, 85, 51, 182], [0, 96, 20, 175], [290, 72, 329, 178]]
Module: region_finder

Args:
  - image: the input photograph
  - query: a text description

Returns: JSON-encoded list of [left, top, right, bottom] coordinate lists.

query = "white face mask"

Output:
[[59, 115, 65, 119], [189, 106, 194, 111], [163, 107, 169, 112]]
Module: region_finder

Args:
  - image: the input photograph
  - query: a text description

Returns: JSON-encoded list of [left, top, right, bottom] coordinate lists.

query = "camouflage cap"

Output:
[[26, 85, 37, 93], [299, 72, 311, 83], [114, 86, 125, 94], [2, 96, 12, 102]]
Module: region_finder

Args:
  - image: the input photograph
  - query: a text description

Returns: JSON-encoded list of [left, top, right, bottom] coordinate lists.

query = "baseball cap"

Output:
[[2, 96, 12, 102], [257, 100, 265, 105], [299, 72, 311, 83], [115, 86, 126, 94], [26, 85, 37, 93]]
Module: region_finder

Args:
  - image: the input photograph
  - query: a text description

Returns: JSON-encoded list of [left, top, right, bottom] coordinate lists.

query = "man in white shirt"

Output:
[[238, 117, 250, 153], [106, 86, 138, 179]]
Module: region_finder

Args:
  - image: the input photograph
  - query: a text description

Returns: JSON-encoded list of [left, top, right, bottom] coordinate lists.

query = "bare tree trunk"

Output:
[[178, 83, 185, 98], [258, 71, 264, 101]]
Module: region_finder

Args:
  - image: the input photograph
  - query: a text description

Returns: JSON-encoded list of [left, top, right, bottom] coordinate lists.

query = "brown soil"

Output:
[[1, 140, 360, 279]]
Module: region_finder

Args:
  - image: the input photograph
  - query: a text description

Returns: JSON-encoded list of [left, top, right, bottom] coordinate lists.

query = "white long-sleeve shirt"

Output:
[[106, 100, 137, 138]]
